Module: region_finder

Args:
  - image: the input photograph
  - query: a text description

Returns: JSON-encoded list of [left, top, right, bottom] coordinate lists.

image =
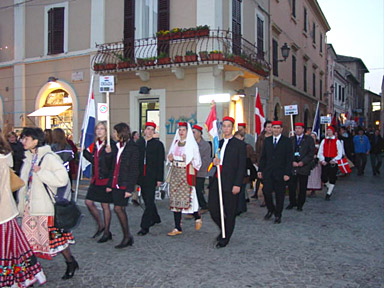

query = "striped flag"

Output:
[[205, 101, 219, 158], [255, 88, 265, 136]]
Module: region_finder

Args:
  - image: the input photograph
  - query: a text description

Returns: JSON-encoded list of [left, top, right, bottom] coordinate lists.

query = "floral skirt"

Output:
[[0, 218, 46, 288], [22, 205, 75, 260]]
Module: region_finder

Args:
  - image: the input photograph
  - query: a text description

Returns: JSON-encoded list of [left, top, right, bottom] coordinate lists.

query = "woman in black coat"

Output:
[[107, 123, 139, 249], [83, 121, 115, 243]]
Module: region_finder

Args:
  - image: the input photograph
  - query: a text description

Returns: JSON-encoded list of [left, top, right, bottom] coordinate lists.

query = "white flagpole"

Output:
[[216, 160, 226, 239], [74, 74, 94, 202]]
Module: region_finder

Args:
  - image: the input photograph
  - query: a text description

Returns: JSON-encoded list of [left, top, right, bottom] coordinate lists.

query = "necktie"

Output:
[[274, 137, 277, 148]]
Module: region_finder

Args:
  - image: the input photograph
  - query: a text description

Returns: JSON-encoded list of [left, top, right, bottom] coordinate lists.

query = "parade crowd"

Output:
[[0, 118, 383, 287]]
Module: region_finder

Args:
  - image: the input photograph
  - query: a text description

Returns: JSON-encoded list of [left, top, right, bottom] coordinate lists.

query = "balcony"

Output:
[[91, 29, 270, 81]]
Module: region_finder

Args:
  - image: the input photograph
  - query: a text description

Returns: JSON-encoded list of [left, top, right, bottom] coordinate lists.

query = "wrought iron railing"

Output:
[[92, 29, 270, 77]]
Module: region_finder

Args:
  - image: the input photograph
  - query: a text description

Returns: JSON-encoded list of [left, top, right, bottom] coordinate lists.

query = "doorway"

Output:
[[139, 99, 159, 136]]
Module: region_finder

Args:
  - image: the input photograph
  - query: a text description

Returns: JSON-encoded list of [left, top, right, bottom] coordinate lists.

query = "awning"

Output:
[[28, 106, 71, 117]]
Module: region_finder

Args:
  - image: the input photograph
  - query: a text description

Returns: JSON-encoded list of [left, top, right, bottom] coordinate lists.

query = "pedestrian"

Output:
[[253, 120, 273, 206], [136, 122, 165, 236], [353, 127, 371, 176], [318, 126, 343, 200], [258, 121, 293, 224], [209, 116, 246, 248], [192, 124, 211, 214], [83, 121, 115, 242], [0, 133, 46, 288], [51, 128, 74, 187], [106, 123, 139, 248], [167, 122, 202, 236], [369, 129, 383, 175], [307, 132, 322, 197], [339, 126, 354, 163], [286, 123, 315, 211], [132, 131, 140, 142], [7, 131, 24, 176], [17, 127, 78, 280], [237, 123, 255, 149], [43, 129, 53, 145]]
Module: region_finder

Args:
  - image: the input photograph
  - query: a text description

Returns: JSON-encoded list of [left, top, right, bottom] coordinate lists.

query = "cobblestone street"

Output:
[[39, 163, 383, 288]]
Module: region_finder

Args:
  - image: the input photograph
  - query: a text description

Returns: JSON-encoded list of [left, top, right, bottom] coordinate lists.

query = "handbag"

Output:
[[155, 166, 171, 200], [10, 168, 24, 192]]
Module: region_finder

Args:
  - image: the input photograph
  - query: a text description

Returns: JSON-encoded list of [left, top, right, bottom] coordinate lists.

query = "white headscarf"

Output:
[[167, 122, 202, 170]]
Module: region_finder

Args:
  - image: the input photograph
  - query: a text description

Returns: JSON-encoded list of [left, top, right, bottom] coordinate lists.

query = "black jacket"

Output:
[[107, 140, 140, 193], [290, 134, 315, 176], [259, 135, 293, 181], [137, 137, 165, 186], [10, 141, 24, 175], [370, 134, 384, 154], [83, 140, 116, 181], [217, 137, 247, 191]]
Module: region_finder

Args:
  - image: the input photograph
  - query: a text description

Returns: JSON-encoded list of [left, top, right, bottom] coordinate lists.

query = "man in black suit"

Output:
[[209, 116, 246, 248], [136, 122, 165, 236], [286, 122, 315, 211], [258, 121, 293, 224]]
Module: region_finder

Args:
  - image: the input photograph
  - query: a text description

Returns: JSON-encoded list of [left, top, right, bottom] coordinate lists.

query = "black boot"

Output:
[[62, 256, 79, 280]]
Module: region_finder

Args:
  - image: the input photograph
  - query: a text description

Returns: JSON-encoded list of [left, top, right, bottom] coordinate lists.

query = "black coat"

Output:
[[83, 140, 116, 181], [370, 134, 384, 154], [107, 140, 140, 193], [218, 137, 247, 191], [137, 137, 165, 186], [259, 135, 293, 181], [10, 141, 24, 175], [290, 134, 315, 176]]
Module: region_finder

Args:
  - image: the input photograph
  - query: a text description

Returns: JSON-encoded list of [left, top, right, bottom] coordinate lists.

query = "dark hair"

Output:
[[264, 120, 272, 128], [234, 130, 245, 138], [114, 123, 131, 142], [52, 128, 69, 150], [132, 131, 138, 137], [44, 129, 53, 145], [21, 127, 45, 147], [0, 133, 12, 154]]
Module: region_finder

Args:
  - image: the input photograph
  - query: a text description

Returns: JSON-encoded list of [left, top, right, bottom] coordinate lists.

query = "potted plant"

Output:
[[105, 63, 117, 70], [157, 52, 172, 65], [156, 30, 170, 41], [225, 53, 235, 62], [182, 27, 197, 39], [170, 28, 183, 39], [174, 55, 183, 63], [144, 57, 156, 66], [185, 51, 198, 62], [93, 62, 105, 71], [209, 50, 224, 60], [196, 25, 210, 37], [199, 51, 209, 61]]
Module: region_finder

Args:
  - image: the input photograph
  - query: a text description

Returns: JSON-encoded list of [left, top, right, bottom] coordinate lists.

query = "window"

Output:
[[312, 22, 316, 43], [44, 89, 73, 135], [292, 0, 296, 17], [292, 55, 296, 86], [312, 73, 316, 97], [320, 33, 323, 52], [303, 8, 308, 32], [273, 39, 278, 76], [256, 15, 264, 58], [47, 7, 65, 55], [339, 85, 342, 101], [342, 87, 345, 102], [320, 78, 323, 100], [303, 66, 307, 92], [232, 0, 242, 55], [135, 0, 158, 39], [334, 83, 337, 100]]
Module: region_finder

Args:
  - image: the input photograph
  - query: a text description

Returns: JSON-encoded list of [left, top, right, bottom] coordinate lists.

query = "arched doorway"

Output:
[[274, 103, 281, 120]]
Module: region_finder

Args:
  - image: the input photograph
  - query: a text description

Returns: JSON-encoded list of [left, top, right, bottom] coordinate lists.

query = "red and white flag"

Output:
[[255, 88, 265, 137], [337, 157, 351, 174]]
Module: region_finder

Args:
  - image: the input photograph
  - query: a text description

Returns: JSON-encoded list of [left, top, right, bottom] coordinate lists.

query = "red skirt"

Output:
[[0, 218, 46, 288]]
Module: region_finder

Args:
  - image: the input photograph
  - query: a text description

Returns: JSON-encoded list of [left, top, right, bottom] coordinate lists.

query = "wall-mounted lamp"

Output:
[[139, 86, 151, 94], [234, 89, 246, 98], [47, 76, 60, 89], [278, 43, 291, 62], [48, 76, 58, 82]]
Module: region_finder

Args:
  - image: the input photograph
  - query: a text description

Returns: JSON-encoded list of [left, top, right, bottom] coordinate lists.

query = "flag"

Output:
[[255, 88, 265, 136], [80, 92, 96, 178], [331, 112, 337, 127], [312, 101, 320, 140], [337, 157, 351, 174], [205, 101, 219, 158]]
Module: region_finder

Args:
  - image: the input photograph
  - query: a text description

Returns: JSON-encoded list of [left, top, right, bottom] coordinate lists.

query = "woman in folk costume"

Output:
[[17, 128, 78, 280], [307, 132, 322, 197], [318, 126, 343, 200], [167, 122, 202, 236], [0, 133, 46, 288]]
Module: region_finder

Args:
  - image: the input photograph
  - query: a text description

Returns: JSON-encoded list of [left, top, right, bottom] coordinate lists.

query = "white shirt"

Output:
[[273, 134, 282, 145], [220, 137, 232, 165], [116, 142, 126, 162]]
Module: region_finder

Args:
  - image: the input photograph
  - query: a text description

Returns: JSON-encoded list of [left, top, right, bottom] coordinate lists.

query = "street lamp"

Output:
[[278, 43, 291, 62]]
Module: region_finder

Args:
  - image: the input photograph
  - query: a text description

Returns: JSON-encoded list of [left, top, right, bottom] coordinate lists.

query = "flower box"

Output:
[[184, 55, 197, 62], [144, 60, 155, 66], [199, 52, 209, 61], [234, 56, 246, 65], [93, 64, 104, 71], [174, 56, 183, 63], [209, 53, 224, 61], [117, 62, 131, 69], [182, 30, 196, 39], [157, 57, 172, 65], [170, 32, 182, 39], [197, 29, 209, 37], [105, 64, 117, 70], [157, 35, 170, 41]]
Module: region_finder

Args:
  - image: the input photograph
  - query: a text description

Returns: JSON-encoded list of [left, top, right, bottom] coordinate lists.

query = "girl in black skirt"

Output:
[[106, 123, 140, 249], [84, 122, 115, 243]]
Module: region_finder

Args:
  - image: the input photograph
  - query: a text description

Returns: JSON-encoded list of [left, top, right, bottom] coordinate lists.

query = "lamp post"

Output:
[[278, 43, 291, 62]]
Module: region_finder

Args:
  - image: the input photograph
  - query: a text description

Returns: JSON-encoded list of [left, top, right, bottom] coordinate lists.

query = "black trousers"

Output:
[[321, 163, 338, 184], [208, 177, 239, 244], [370, 153, 382, 173], [237, 183, 247, 214], [355, 153, 368, 175], [195, 177, 208, 209], [140, 182, 161, 230], [288, 174, 309, 208], [263, 178, 286, 217]]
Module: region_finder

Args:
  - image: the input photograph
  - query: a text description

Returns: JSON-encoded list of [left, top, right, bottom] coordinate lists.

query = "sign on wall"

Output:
[[99, 76, 115, 93]]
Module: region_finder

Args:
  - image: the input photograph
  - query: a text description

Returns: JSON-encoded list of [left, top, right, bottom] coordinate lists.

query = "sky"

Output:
[[317, 0, 384, 95]]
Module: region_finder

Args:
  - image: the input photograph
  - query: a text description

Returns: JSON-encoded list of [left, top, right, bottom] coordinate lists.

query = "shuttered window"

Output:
[[47, 7, 64, 55], [157, 0, 169, 55], [304, 66, 307, 92], [123, 0, 135, 59], [292, 0, 296, 17], [320, 78, 323, 100], [292, 55, 296, 86], [313, 73, 316, 97], [272, 39, 278, 76], [257, 16, 264, 58], [303, 8, 308, 32], [232, 0, 242, 55]]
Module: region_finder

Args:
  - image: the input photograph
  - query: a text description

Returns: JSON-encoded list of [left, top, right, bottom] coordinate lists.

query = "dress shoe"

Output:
[[274, 216, 281, 224], [97, 232, 112, 243], [167, 229, 182, 236], [92, 227, 104, 238], [264, 211, 273, 220], [215, 241, 227, 249], [114, 237, 134, 249], [297, 207, 303, 211], [137, 229, 149, 236], [325, 194, 331, 201], [286, 204, 296, 210], [216, 234, 223, 241], [195, 219, 202, 231], [62, 256, 79, 280]]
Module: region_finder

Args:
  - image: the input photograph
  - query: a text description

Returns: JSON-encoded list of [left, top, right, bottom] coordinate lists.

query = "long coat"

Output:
[[0, 153, 19, 224], [290, 134, 315, 176]]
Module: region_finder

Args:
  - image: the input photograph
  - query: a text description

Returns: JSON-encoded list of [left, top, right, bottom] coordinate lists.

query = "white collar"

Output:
[[273, 134, 282, 142]]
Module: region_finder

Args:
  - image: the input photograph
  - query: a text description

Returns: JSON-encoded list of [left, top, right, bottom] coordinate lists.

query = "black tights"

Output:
[[85, 200, 112, 237], [114, 206, 131, 240], [173, 212, 200, 231]]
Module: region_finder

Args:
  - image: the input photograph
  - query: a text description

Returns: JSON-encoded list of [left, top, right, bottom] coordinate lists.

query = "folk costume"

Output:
[[317, 127, 343, 200], [0, 153, 46, 288], [137, 122, 165, 235], [167, 122, 202, 235], [307, 137, 322, 192]]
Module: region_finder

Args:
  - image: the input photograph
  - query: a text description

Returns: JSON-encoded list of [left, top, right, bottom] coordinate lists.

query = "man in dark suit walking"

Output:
[[136, 122, 165, 236], [258, 121, 293, 224], [286, 122, 315, 211], [209, 116, 246, 248]]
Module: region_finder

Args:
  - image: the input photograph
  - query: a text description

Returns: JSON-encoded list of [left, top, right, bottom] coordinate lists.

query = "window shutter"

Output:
[[123, 0, 135, 59], [232, 0, 242, 55], [48, 7, 64, 55], [272, 39, 278, 76], [157, 0, 170, 55], [292, 55, 296, 86], [257, 16, 264, 58]]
